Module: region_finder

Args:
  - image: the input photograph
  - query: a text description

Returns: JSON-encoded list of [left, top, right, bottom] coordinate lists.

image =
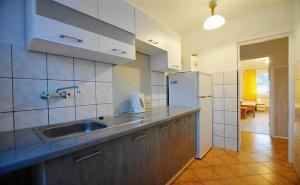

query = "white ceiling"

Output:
[[129, 0, 290, 34], [240, 58, 269, 70]]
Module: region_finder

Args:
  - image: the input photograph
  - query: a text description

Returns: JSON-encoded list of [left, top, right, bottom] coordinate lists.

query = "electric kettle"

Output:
[[129, 92, 145, 113]]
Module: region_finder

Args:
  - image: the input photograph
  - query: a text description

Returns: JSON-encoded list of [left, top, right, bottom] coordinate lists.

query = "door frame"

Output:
[[236, 32, 294, 162]]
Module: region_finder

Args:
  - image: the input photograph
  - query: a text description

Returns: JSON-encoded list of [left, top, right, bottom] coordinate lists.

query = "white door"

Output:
[[198, 97, 212, 158], [54, 0, 98, 18], [98, 0, 135, 33]]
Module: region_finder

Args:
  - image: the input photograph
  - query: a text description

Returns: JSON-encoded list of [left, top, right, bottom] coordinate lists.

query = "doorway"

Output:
[[239, 57, 270, 135], [238, 37, 289, 153]]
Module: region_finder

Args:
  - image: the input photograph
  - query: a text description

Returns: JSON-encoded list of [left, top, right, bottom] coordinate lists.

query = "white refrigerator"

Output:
[[168, 72, 212, 159]]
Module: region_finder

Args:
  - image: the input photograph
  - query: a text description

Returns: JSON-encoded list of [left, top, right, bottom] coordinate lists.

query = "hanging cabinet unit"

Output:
[[135, 9, 182, 72], [26, 0, 135, 64]]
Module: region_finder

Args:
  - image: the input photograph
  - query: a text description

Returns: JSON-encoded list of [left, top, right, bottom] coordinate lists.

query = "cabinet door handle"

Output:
[[75, 150, 102, 162], [112, 48, 127, 54], [175, 119, 183, 124], [172, 65, 179, 69], [160, 125, 170, 131], [148, 39, 159, 45], [132, 133, 147, 141], [59, 34, 83, 43]]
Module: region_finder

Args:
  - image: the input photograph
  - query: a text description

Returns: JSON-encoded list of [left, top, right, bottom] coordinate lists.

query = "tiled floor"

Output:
[[241, 111, 270, 135], [172, 132, 300, 185]]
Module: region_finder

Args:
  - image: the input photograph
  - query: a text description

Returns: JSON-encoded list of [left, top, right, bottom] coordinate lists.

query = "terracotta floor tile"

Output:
[[201, 180, 226, 185], [246, 163, 273, 174], [202, 157, 224, 166], [188, 160, 209, 169], [262, 173, 294, 185], [175, 169, 199, 182], [280, 172, 300, 185], [241, 175, 272, 185], [261, 161, 295, 173], [193, 167, 220, 181], [222, 177, 248, 185], [179, 181, 203, 185], [172, 132, 299, 185]]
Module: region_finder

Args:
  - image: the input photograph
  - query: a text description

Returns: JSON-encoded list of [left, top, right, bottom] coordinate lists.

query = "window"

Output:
[[256, 70, 269, 95]]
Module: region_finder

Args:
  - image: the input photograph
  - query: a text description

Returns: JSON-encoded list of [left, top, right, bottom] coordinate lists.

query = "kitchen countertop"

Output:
[[0, 106, 199, 175]]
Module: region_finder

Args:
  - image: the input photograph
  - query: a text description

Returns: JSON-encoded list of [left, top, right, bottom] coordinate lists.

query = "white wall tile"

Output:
[[223, 71, 237, 84], [0, 43, 12, 77], [74, 58, 95, 81], [212, 72, 223, 85], [96, 82, 113, 104], [0, 78, 13, 112], [213, 110, 224, 123], [225, 125, 238, 139], [13, 79, 48, 111], [224, 84, 237, 97], [225, 98, 237, 111], [213, 123, 224, 136], [49, 107, 75, 125], [225, 111, 238, 125], [12, 46, 46, 79], [97, 104, 113, 116], [213, 136, 225, 148], [152, 100, 159, 108], [213, 85, 224, 97], [213, 98, 224, 110], [159, 99, 167, 106], [158, 72, 165, 85], [151, 71, 159, 85], [96, 62, 112, 82], [225, 138, 238, 151], [76, 105, 96, 120], [151, 85, 159, 100], [0, 112, 13, 132], [14, 109, 48, 130], [47, 54, 74, 80], [159, 86, 166, 99], [75, 81, 96, 106], [48, 80, 75, 108]]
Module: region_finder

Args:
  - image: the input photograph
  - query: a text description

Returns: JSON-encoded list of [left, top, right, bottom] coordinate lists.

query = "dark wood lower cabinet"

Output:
[[44, 113, 196, 185]]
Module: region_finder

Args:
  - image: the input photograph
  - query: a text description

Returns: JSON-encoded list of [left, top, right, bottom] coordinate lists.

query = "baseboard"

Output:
[[165, 157, 194, 185], [272, 135, 288, 139]]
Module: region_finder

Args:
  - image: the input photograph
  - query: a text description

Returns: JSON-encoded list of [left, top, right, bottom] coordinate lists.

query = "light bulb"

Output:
[[203, 15, 225, 30]]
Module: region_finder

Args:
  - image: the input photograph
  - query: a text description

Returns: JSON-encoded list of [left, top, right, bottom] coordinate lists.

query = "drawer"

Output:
[[33, 15, 98, 52], [98, 35, 136, 60]]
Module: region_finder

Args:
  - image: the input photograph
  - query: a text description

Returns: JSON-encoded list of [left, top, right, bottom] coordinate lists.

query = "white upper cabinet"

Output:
[[26, 0, 135, 64], [53, 0, 98, 18], [135, 9, 182, 72], [135, 9, 168, 51], [98, 0, 135, 33]]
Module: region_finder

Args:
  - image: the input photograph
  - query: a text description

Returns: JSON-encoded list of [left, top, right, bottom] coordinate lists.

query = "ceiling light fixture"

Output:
[[203, 0, 225, 30]]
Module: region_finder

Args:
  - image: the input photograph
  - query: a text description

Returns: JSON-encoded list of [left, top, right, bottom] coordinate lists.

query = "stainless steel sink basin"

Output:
[[34, 121, 108, 142]]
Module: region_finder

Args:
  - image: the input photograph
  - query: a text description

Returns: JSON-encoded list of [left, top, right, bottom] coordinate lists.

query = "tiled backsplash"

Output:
[[212, 71, 238, 151], [0, 43, 113, 132], [151, 71, 167, 108]]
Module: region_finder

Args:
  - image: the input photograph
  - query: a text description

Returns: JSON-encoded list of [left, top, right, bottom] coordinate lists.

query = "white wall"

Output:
[[294, 0, 300, 63], [181, 2, 293, 73]]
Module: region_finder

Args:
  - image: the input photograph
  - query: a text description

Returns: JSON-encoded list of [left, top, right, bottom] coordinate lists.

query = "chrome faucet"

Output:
[[56, 86, 80, 99], [40, 86, 80, 99]]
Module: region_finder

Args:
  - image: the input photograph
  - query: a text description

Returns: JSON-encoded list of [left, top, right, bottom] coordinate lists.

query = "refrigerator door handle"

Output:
[[198, 95, 212, 98]]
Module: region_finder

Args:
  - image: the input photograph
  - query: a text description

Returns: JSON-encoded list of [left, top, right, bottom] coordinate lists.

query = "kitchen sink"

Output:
[[34, 121, 108, 142]]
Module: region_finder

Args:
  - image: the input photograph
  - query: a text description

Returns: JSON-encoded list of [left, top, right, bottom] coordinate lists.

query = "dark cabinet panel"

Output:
[[122, 127, 160, 185], [158, 121, 177, 185], [44, 113, 197, 185]]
